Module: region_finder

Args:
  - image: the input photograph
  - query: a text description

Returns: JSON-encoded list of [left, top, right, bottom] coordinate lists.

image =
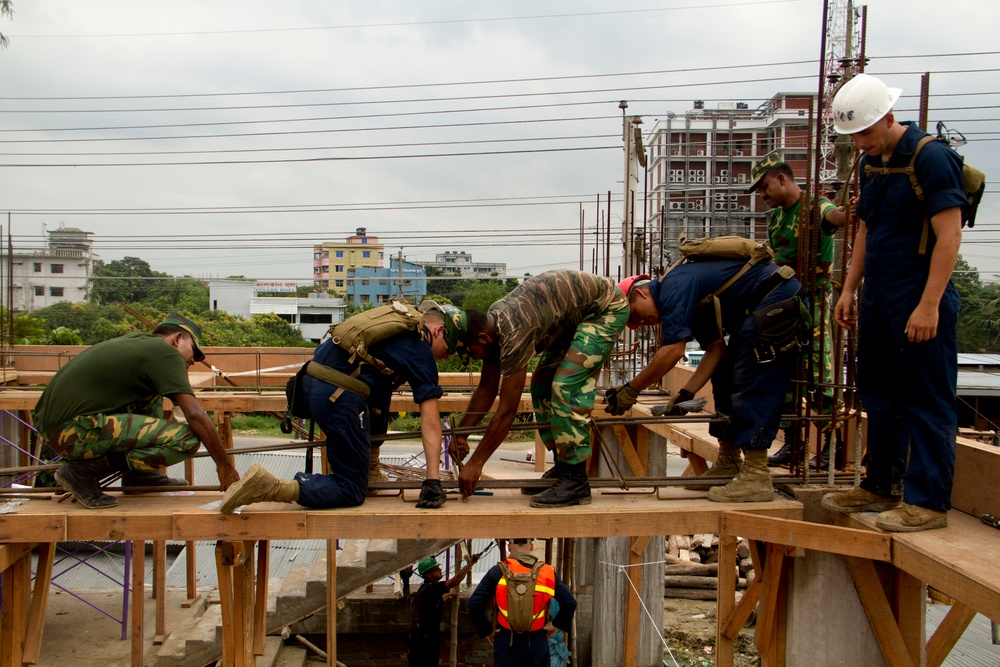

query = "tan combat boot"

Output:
[[220, 464, 300, 513], [875, 504, 947, 532], [684, 441, 743, 490], [367, 446, 390, 496], [706, 449, 773, 503]]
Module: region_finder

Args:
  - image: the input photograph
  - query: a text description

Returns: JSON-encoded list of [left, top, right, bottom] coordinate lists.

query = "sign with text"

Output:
[[254, 281, 298, 293]]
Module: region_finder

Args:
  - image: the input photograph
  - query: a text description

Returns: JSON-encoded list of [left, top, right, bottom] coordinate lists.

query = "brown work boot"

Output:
[[220, 464, 300, 513], [684, 442, 743, 490], [821, 487, 901, 514], [706, 449, 773, 503], [367, 446, 389, 496], [875, 504, 948, 533]]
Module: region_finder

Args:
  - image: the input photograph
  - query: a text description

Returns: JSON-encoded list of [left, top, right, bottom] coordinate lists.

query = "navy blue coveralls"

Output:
[[468, 557, 576, 667], [650, 259, 802, 451], [295, 332, 442, 508], [856, 122, 966, 512]]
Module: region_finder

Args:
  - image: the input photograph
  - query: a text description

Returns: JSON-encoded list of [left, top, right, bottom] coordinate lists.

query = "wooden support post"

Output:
[[844, 556, 916, 667], [716, 534, 737, 667], [611, 425, 647, 477], [534, 429, 545, 473], [892, 568, 925, 667], [237, 541, 256, 663], [254, 540, 270, 657], [131, 540, 146, 667], [216, 542, 235, 667], [182, 459, 201, 607], [153, 540, 167, 644], [326, 539, 338, 667], [622, 536, 650, 667], [926, 601, 976, 667], [1, 547, 30, 666], [22, 542, 55, 665], [754, 543, 785, 660]]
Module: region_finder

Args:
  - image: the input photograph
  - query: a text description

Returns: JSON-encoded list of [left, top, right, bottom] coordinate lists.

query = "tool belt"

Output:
[[304, 361, 371, 399], [752, 295, 811, 364]]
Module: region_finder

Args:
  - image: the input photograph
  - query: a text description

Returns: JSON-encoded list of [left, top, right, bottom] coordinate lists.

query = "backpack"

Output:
[[497, 559, 545, 633], [863, 135, 986, 253], [328, 299, 424, 377]]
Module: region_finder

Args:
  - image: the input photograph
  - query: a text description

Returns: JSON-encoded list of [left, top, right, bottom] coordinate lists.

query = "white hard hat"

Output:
[[831, 73, 902, 134]]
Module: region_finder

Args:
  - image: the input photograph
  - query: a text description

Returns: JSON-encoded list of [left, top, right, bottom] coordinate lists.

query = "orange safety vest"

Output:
[[495, 557, 556, 632]]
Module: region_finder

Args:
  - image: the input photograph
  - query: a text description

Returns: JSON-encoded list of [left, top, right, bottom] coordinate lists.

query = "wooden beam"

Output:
[[22, 542, 54, 664], [1, 549, 30, 665], [326, 539, 337, 667], [216, 542, 235, 667], [715, 534, 738, 667], [611, 425, 647, 478], [720, 511, 892, 562], [722, 578, 761, 640], [754, 543, 785, 658], [892, 569, 925, 667], [844, 555, 916, 667], [254, 541, 270, 656], [0, 515, 65, 543], [0, 542, 33, 573], [131, 540, 145, 667], [623, 537, 645, 667], [153, 540, 167, 645], [925, 601, 977, 667]]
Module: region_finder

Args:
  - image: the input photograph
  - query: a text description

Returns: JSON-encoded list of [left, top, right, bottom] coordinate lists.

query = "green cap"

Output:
[[747, 151, 785, 193], [417, 557, 440, 576], [159, 313, 205, 362], [419, 301, 470, 366]]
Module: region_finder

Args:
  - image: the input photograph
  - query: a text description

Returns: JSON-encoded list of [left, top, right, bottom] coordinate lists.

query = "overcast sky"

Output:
[[1, 0, 998, 286]]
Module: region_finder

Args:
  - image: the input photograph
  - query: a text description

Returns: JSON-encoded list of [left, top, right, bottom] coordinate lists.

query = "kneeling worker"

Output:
[[221, 302, 473, 512], [34, 313, 240, 508]]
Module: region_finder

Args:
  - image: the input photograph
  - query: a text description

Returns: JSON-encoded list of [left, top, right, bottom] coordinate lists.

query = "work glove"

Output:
[[605, 383, 639, 416], [664, 388, 695, 415], [416, 479, 447, 509]]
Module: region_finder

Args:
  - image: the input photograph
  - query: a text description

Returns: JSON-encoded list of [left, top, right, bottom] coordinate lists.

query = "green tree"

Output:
[[12, 314, 45, 343], [90, 257, 168, 305], [48, 326, 84, 345], [461, 281, 508, 313]]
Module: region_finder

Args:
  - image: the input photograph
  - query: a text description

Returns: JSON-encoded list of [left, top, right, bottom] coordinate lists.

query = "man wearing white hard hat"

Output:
[[821, 73, 966, 532]]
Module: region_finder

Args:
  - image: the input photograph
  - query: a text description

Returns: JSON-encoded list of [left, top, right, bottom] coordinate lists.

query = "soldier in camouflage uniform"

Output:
[[34, 313, 240, 509], [453, 270, 629, 508], [748, 152, 846, 468]]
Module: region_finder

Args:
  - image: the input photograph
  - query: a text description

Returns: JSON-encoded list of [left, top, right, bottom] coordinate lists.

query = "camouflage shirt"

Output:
[[489, 269, 622, 376], [767, 197, 837, 282]]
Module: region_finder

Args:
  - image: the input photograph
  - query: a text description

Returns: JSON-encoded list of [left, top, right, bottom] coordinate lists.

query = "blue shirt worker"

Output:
[[468, 539, 576, 667], [34, 313, 240, 509], [617, 254, 803, 502], [822, 74, 966, 532], [220, 303, 473, 512], [408, 553, 480, 667]]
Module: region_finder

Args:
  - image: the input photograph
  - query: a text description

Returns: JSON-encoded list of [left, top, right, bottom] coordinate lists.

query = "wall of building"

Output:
[[1, 227, 94, 312], [347, 258, 427, 306], [313, 228, 386, 294]]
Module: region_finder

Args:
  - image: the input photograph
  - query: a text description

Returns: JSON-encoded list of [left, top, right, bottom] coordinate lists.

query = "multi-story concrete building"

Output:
[[313, 228, 385, 295], [209, 279, 346, 343], [1, 226, 95, 312], [346, 258, 427, 306], [420, 251, 506, 280], [644, 92, 816, 273]]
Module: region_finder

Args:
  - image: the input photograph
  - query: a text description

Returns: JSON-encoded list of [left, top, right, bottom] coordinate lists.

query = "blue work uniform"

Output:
[[295, 332, 442, 508], [468, 557, 576, 667], [856, 122, 966, 512], [650, 259, 802, 451]]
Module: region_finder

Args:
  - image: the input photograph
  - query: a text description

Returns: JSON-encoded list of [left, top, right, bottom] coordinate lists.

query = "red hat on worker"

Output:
[[618, 274, 650, 330]]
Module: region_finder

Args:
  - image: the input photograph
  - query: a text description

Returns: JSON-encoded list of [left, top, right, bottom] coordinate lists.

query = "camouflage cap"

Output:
[[420, 300, 470, 366], [747, 151, 785, 193], [159, 312, 205, 362]]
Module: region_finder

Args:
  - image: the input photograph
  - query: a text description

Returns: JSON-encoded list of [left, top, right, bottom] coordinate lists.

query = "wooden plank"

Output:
[[925, 601, 977, 667], [722, 578, 761, 639], [22, 542, 55, 665], [951, 436, 1000, 518], [216, 542, 235, 667], [326, 539, 337, 667], [754, 543, 785, 658], [131, 540, 145, 667], [623, 537, 644, 667], [1, 550, 30, 665], [720, 511, 892, 562], [234, 540, 255, 664], [844, 555, 915, 667], [892, 569, 924, 667], [0, 515, 65, 543], [67, 513, 172, 541], [175, 511, 308, 541], [253, 540, 269, 656], [611, 425, 647, 478], [0, 543, 34, 572], [715, 534, 737, 667], [153, 540, 167, 644]]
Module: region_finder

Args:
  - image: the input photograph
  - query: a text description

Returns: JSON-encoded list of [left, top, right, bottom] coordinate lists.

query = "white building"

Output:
[[420, 251, 506, 279], [1, 227, 94, 312], [209, 279, 346, 343]]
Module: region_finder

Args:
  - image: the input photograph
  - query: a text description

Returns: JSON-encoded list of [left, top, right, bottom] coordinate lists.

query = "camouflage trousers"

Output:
[[782, 287, 840, 430], [530, 297, 629, 465], [42, 397, 200, 471]]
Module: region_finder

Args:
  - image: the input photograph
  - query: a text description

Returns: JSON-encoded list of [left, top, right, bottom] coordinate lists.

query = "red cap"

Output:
[[618, 274, 650, 330]]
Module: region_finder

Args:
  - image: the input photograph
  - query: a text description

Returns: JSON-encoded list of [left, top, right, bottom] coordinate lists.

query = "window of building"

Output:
[[361, 294, 372, 303], [335, 265, 344, 273], [300, 313, 333, 324], [50, 287, 64, 297], [34, 286, 44, 296], [335, 250, 344, 258], [377, 294, 389, 303], [277, 313, 294, 323], [362, 251, 371, 258], [361, 238, 368, 244], [33, 263, 42, 273], [360, 279, 369, 286], [379, 252, 384, 260], [51, 264, 64, 274], [335, 279, 344, 287]]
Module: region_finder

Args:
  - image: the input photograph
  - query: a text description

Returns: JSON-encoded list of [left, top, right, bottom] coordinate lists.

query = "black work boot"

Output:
[[121, 469, 188, 494], [416, 479, 447, 509], [767, 441, 792, 467], [809, 441, 832, 471], [54, 458, 119, 509], [521, 460, 565, 495], [529, 462, 591, 508]]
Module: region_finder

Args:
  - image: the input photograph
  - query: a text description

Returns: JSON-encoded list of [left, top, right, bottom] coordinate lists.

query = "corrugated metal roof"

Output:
[[927, 604, 1000, 666]]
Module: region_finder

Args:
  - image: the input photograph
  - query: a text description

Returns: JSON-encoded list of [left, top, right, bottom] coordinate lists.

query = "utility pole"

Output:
[[620, 101, 645, 278]]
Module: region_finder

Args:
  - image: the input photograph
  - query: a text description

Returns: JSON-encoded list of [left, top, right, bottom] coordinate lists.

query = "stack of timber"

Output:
[[154, 538, 455, 667], [664, 534, 751, 601]]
